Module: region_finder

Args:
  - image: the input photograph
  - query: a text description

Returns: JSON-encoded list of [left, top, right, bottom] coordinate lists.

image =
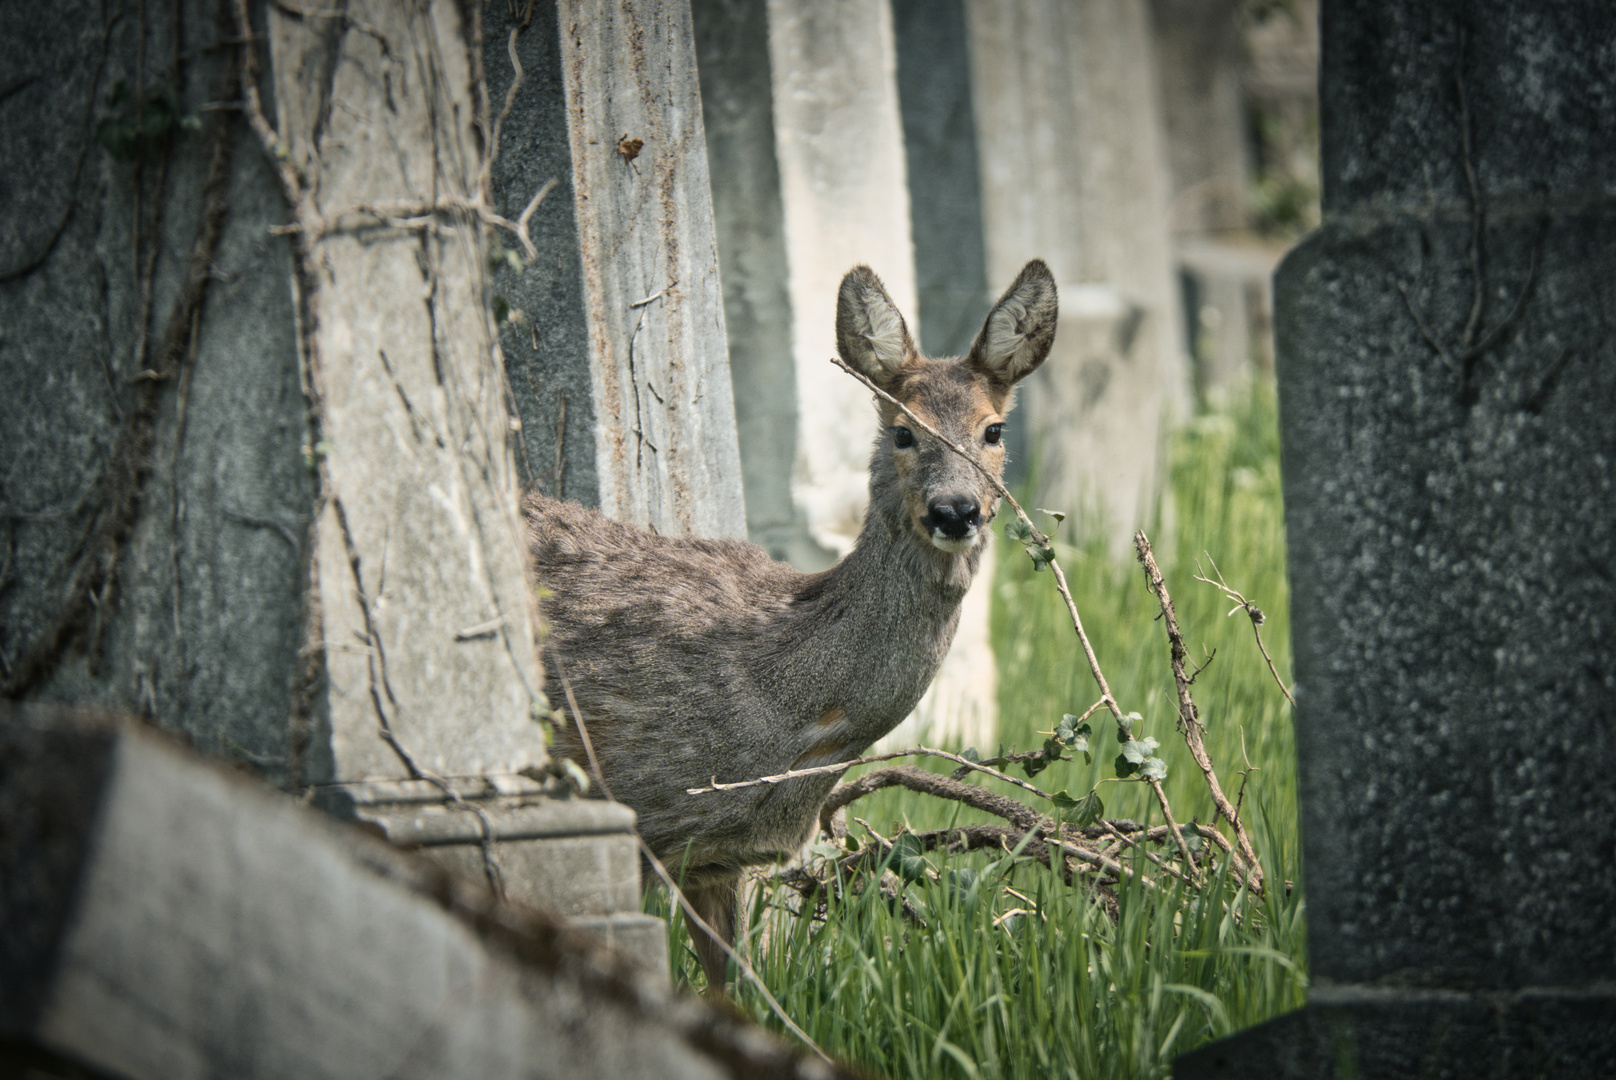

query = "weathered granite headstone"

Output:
[[1176, 2, 1616, 1075], [0, 0, 669, 980], [0, 0, 310, 780], [966, 0, 1189, 550]]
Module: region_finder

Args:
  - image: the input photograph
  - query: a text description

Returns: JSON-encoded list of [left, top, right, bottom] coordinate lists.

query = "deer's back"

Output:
[[524, 492, 850, 875]]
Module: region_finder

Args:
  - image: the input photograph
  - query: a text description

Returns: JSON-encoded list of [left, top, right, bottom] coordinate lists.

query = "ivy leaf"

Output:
[[1052, 788, 1104, 827], [1138, 757, 1168, 781], [944, 868, 978, 904], [1028, 545, 1056, 572], [961, 746, 980, 764], [1115, 715, 1135, 743], [1114, 753, 1139, 779], [1120, 738, 1157, 766], [1022, 751, 1049, 778], [888, 834, 930, 883], [1036, 507, 1067, 523], [1069, 790, 1104, 828], [1182, 821, 1204, 853], [1004, 518, 1034, 543]]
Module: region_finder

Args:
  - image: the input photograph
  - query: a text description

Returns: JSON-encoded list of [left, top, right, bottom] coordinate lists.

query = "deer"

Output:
[[524, 259, 1057, 992]]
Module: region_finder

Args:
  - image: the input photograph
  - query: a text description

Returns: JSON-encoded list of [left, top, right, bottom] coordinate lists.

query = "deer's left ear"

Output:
[[969, 259, 1058, 388]]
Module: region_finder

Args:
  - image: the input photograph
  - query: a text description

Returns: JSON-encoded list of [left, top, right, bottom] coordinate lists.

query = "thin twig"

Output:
[[688, 744, 1052, 802], [1194, 553, 1294, 707]]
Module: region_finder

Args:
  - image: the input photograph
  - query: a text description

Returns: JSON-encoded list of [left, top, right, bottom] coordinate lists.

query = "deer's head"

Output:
[[836, 259, 1058, 555]]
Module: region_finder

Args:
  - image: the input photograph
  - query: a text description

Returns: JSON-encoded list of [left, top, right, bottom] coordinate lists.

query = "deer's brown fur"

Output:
[[525, 260, 1058, 990]]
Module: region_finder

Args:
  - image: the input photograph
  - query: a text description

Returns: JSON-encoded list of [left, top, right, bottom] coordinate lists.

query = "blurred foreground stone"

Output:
[[0, 704, 853, 1080]]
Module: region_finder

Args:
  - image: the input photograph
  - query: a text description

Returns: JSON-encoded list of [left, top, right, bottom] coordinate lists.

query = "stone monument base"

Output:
[[1175, 986, 1616, 1079], [331, 777, 669, 978]]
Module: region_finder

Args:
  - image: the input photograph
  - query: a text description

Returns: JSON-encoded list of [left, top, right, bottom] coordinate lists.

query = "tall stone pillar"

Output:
[[764, 0, 919, 558], [1177, 2, 1616, 1075], [487, 0, 747, 542], [967, 0, 1188, 551]]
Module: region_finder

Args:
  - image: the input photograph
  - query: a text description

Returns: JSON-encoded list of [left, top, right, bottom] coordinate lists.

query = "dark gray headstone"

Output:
[[892, 0, 991, 361], [1177, 2, 1616, 1074], [485, 2, 600, 506], [689, 0, 830, 568]]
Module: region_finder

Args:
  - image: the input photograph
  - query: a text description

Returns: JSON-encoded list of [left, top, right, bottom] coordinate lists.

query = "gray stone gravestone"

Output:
[[0, 0, 681, 979], [1176, 2, 1616, 1075]]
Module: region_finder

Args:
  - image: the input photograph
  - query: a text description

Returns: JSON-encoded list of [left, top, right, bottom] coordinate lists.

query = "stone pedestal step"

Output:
[[355, 796, 666, 976]]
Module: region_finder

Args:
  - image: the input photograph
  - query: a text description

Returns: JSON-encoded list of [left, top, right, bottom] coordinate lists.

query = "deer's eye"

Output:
[[893, 427, 916, 449], [984, 423, 1003, 445]]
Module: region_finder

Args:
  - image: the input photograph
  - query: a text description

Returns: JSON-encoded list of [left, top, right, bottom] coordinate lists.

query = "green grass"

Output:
[[651, 380, 1306, 1078]]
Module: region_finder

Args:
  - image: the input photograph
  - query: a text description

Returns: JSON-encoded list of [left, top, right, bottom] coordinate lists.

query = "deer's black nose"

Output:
[[925, 496, 981, 538]]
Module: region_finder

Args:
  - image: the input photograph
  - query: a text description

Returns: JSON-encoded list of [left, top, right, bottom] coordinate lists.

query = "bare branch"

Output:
[[689, 744, 1053, 803], [817, 764, 1046, 834], [1136, 534, 1264, 893]]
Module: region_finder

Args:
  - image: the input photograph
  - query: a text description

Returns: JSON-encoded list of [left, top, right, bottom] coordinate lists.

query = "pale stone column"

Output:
[[967, 0, 1188, 551], [269, 0, 544, 786], [765, 0, 919, 556], [490, 0, 747, 542], [271, 0, 666, 974]]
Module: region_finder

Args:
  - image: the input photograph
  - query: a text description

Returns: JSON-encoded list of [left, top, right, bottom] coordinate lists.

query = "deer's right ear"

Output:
[[969, 259, 1058, 388], [836, 266, 915, 389]]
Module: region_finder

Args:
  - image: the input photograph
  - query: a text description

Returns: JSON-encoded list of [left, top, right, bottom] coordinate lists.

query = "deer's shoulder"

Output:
[[524, 491, 806, 620]]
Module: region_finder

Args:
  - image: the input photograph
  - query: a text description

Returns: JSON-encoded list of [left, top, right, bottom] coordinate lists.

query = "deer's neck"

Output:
[[773, 484, 987, 745]]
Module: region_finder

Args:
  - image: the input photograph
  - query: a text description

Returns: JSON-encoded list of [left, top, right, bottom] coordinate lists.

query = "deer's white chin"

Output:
[[929, 530, 980, 554]]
